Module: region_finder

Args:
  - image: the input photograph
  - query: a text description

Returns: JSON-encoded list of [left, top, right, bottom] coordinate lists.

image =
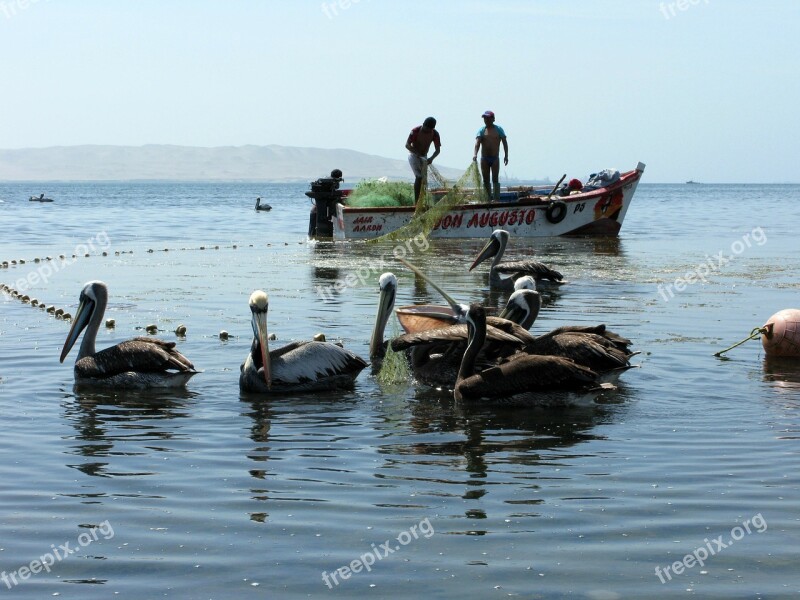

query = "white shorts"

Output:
[[408, 154, 427, 178]]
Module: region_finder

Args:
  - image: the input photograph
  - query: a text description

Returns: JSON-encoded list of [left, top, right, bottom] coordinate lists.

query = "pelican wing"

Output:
[[456, 354, 599, 400], [486, 317, 537, 344], [391, 322, 524, 351], [525, 333, 631, 371], [74, 338, 195, 379], [240, 340, 367, 393], [494, 260, 564, 282], [536, 325, 633, 352]]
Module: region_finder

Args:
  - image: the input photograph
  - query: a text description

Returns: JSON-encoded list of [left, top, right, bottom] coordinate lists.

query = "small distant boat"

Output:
[[29, 194, 53, 202], [255, 197, 272, 211], [685, 180, 700, 185]]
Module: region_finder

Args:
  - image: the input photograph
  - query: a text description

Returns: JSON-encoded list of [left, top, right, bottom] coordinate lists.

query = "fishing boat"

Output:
[[332, 162, 645, 240]]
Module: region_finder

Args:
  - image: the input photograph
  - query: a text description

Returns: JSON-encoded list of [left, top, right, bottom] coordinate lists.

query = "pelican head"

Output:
[[514, 275, 537, 291], [60, 280, 108, 363], [469, 229, 509, 271], [499, 289, 541, 330], [370, 273, 397, 360], [249, 290, 271, 388]]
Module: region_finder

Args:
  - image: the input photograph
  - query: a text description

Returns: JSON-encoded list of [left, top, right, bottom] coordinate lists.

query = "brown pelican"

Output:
[[255, 197, 272, 211], [470, 229, 565, 290], [240, 291, 367, 393], [59, 281, 197, 388], [454, 303, 613, 407]]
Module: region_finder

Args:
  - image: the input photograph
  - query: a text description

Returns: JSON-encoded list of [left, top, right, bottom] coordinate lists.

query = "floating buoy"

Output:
[[106, 319, 115, 328], [145, 324, 158, 334], [761, 309, 800, 357], [175, 324, 187, 336], [219, 330, 229, 340], [715, 308, 800, 358]]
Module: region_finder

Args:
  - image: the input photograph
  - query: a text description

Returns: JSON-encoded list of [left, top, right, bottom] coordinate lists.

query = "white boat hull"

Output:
[[333, 162, 645, 240]]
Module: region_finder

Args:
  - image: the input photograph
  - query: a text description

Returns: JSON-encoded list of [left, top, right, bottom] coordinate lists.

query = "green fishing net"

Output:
[[368, 162, 485, 243], [346, 179, 416, 208]]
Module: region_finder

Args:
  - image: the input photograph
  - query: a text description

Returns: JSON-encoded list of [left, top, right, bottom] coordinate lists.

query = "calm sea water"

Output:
[[1, 180, 799, 599]]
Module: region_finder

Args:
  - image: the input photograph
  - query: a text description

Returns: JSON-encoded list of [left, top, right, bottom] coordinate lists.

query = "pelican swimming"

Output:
[[255, 197, 272, 211], [239, 291, 368, 393], [59, 281, 197, 388], [470, 229, 565, 290], [454, 303, 613, 407]]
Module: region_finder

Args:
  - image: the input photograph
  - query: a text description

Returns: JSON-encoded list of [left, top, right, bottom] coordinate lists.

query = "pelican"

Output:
[[454, 303, 614, 407], [59, 281, 197, 388], [239, 291, 368, 393], [369, 272, 398, 362], [255, 197, 272, 211], [470, 229, 565, 290]]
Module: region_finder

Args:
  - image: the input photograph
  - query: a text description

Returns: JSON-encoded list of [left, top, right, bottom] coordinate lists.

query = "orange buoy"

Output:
[[761, 309, 800, 357]]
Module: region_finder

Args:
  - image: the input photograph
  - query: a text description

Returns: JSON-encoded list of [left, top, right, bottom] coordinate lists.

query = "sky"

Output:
[[1, 0, 798, 183]]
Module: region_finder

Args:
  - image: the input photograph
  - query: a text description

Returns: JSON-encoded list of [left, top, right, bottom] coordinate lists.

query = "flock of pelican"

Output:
[[58, 229, 635, 406]]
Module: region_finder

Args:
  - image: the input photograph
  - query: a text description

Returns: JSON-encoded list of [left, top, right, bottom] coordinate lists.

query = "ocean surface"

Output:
[[1, 180, 799, 599]]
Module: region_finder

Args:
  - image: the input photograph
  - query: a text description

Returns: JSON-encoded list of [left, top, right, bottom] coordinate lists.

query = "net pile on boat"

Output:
[[346, 179, 416, 208]]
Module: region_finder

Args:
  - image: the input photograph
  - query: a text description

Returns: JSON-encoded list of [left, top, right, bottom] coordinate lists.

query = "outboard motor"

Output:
[[306, 169, 344, 237]]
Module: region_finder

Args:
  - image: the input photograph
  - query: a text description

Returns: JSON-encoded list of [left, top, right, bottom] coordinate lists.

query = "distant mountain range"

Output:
[[0, 144, 466, 182]]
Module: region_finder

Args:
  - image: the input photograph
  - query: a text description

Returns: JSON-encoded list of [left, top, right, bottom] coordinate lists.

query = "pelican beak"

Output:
[[60, 296, 92, 363], [498, 303, 524, 324], [469, 236, 500, 271], [370, 276, 396, 360], [397, 258, 463, 317], [252, 309, 271, 389]]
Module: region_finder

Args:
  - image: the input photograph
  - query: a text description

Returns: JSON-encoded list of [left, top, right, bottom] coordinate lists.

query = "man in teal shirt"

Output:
[[473, 111, 508, 201]]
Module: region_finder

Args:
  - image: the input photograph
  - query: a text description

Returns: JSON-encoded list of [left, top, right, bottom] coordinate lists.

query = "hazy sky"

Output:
[[1, 0, 798, 182]]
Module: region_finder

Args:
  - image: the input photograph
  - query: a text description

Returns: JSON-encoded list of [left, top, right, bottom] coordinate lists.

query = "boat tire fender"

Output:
[[546, 200, 567, 224]]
